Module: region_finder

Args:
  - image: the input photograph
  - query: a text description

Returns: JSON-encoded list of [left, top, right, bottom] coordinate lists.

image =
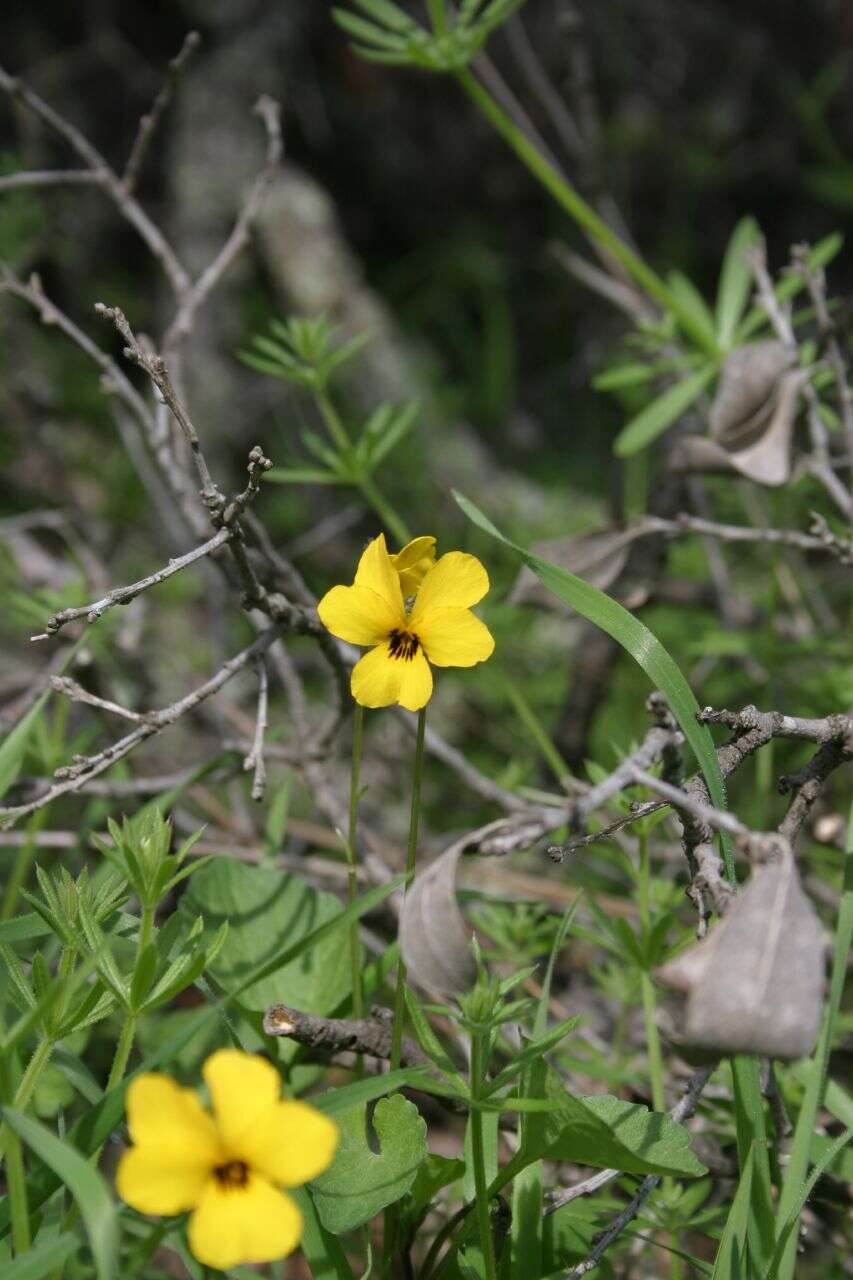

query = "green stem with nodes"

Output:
[[347, 705, 365, 1024], [638, 830, 665, 1113], [106, 901, 155, 1094], [470, 1030, 498, 1280], [382, 706, 427, 1280], [454, 69, 720, 360], [315, 387, 411, 545]]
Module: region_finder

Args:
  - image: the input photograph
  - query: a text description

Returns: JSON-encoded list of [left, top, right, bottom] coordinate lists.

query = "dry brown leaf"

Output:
[[510, 530, 637, 612], [399, 842, 477, 998], [655, 851, 825, 1059]]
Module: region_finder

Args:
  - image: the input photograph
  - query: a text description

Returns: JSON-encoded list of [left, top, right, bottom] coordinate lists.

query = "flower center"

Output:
[[214, 1160, 249, 1192], [388, 629, 420, 661]]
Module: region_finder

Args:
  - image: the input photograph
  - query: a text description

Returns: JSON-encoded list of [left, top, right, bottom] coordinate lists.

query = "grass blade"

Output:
[[715, 216, 761, 347], [2, 1108, 118, 1280], [0, 1233, 80, 1280]]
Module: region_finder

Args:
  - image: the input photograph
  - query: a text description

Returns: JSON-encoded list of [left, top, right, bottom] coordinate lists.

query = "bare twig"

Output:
[[0, 170, 102, 191], [162, 95, 283, 354], [49, 677, 144, 723], [263, 1003, 428, 1068], [121, 31, 201, 195], [0, 61, 191, 295], [31, 527, 231, 639], [243, 657, 269, 802], [791, 242, 853, 492], [0, 628, 281, 828], [747, 238, 851, 519]]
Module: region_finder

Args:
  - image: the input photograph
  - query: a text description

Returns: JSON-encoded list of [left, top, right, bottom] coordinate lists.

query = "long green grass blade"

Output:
[[765, 1127, 853, 1280], [0, 1233, 80, 1280], [711, 1143, 754, 1279], [715, 217, 761, 347], [614, 364, 716, 457], [2, 1108, 118, 1280]]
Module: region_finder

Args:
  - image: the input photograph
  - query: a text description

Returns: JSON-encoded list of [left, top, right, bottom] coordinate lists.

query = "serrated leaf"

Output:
[[716, 217, 761, 347], [614, 364, 716, 456], [311, 1094, 428, 1232]]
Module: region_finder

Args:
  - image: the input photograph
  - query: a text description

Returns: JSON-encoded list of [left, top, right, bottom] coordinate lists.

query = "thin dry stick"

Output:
[[0, 61, 190, 295], [561, 1067, 715, 1275], [121, 31, 201, 195], [243, 656, 269, 802], [31, 527, 231, 639], [0, 628, 281, 828]]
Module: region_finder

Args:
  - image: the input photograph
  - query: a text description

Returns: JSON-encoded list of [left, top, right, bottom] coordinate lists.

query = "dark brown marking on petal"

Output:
[[214, 1160, 250, 1191], [388, 629, 420, 661]]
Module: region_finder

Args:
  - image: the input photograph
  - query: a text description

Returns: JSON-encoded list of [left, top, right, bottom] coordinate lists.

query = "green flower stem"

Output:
[[106, 1013, 137, 1093], [470, 1031, 498, 1280], [315, 386, 411, 545], [638, 831, 665, 1113], [347, 705, 365, 1024], [382, 706, 427, 1280], [389, 706, 427, 1072], [454, 69, 720, 360], [1, 809, 47, 920], [5, 1126, 31, 1255]]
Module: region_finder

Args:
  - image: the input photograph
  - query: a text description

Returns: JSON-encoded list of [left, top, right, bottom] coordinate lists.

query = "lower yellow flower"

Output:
[[318, 533, 495, 711], [116, 1049, 338, 1271]]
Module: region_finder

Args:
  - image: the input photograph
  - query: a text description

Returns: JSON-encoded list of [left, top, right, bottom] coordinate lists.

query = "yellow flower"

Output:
[[317, 533, 495, 711], [389, 535, 436, 596], [116, 1049, 338, 1271]]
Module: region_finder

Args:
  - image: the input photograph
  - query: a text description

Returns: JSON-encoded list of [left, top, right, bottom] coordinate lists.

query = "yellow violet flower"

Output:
[[389, 534, 436, 596], [318, 533, 495, 711], [116, 1049, 338, 1271]]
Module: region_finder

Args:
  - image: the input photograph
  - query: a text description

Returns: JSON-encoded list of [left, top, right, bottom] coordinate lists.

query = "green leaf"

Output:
[[715, 216, 761, 347], [453, 490, 733, 877], [0, 1233, 80, 1280], [668, 270, 718, 348], [2, 1108, 118, 1280], [266, 468, 342, 485], [289, 1186, 355, 1280], [765, 1128, 853, 1280], [613, 364, 716, 457], [311, 1094, 428, 1232], [593, 362, 656, 391], [179, 862, 353, 1023]]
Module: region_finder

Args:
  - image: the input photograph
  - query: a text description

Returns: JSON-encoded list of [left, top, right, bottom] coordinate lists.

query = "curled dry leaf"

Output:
[[399, 841, 477, 998], [672, 341, 809, 486], [655, 849, 825, 1059], [510, 530, 642, 614]]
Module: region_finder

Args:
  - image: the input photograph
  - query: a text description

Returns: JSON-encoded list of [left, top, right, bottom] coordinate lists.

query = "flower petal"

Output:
[[203, 1050, 281, 1155], [391, 535, 437, 595], [397, 646, 433, 711], [317, 584, 400, 646], [350, 642, 433, 710], [124, 1074, 221, 1165], [188, 1174, 302, 1269], [237, 1100, 339, 1187], [116, 1144, 211, 1216], [353, 534, 404, 615], [416, 607, 495, 668], [411, 551, 489, 620], [391, 535, 436, 573]]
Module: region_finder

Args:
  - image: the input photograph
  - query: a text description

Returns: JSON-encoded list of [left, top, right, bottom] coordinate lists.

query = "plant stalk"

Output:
[[470, 1031, 498, 1280]]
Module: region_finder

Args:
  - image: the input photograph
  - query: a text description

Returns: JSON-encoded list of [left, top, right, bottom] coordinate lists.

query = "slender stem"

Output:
[[470, 1032, 498, 1280], [315, 386, 411, 544], [13, 1037, 54, 1110], [347, 706, 365, 1024], [107, 1014, 137, 1093], [6, 1127, 31, 1255], [382, 706, 427, 1280], [454, 69, 720, 359], [389, 707, 427, 1071], [358, 472, 411, 546], [138, 901, 155, 955], [638, 831, 665, 1112]]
